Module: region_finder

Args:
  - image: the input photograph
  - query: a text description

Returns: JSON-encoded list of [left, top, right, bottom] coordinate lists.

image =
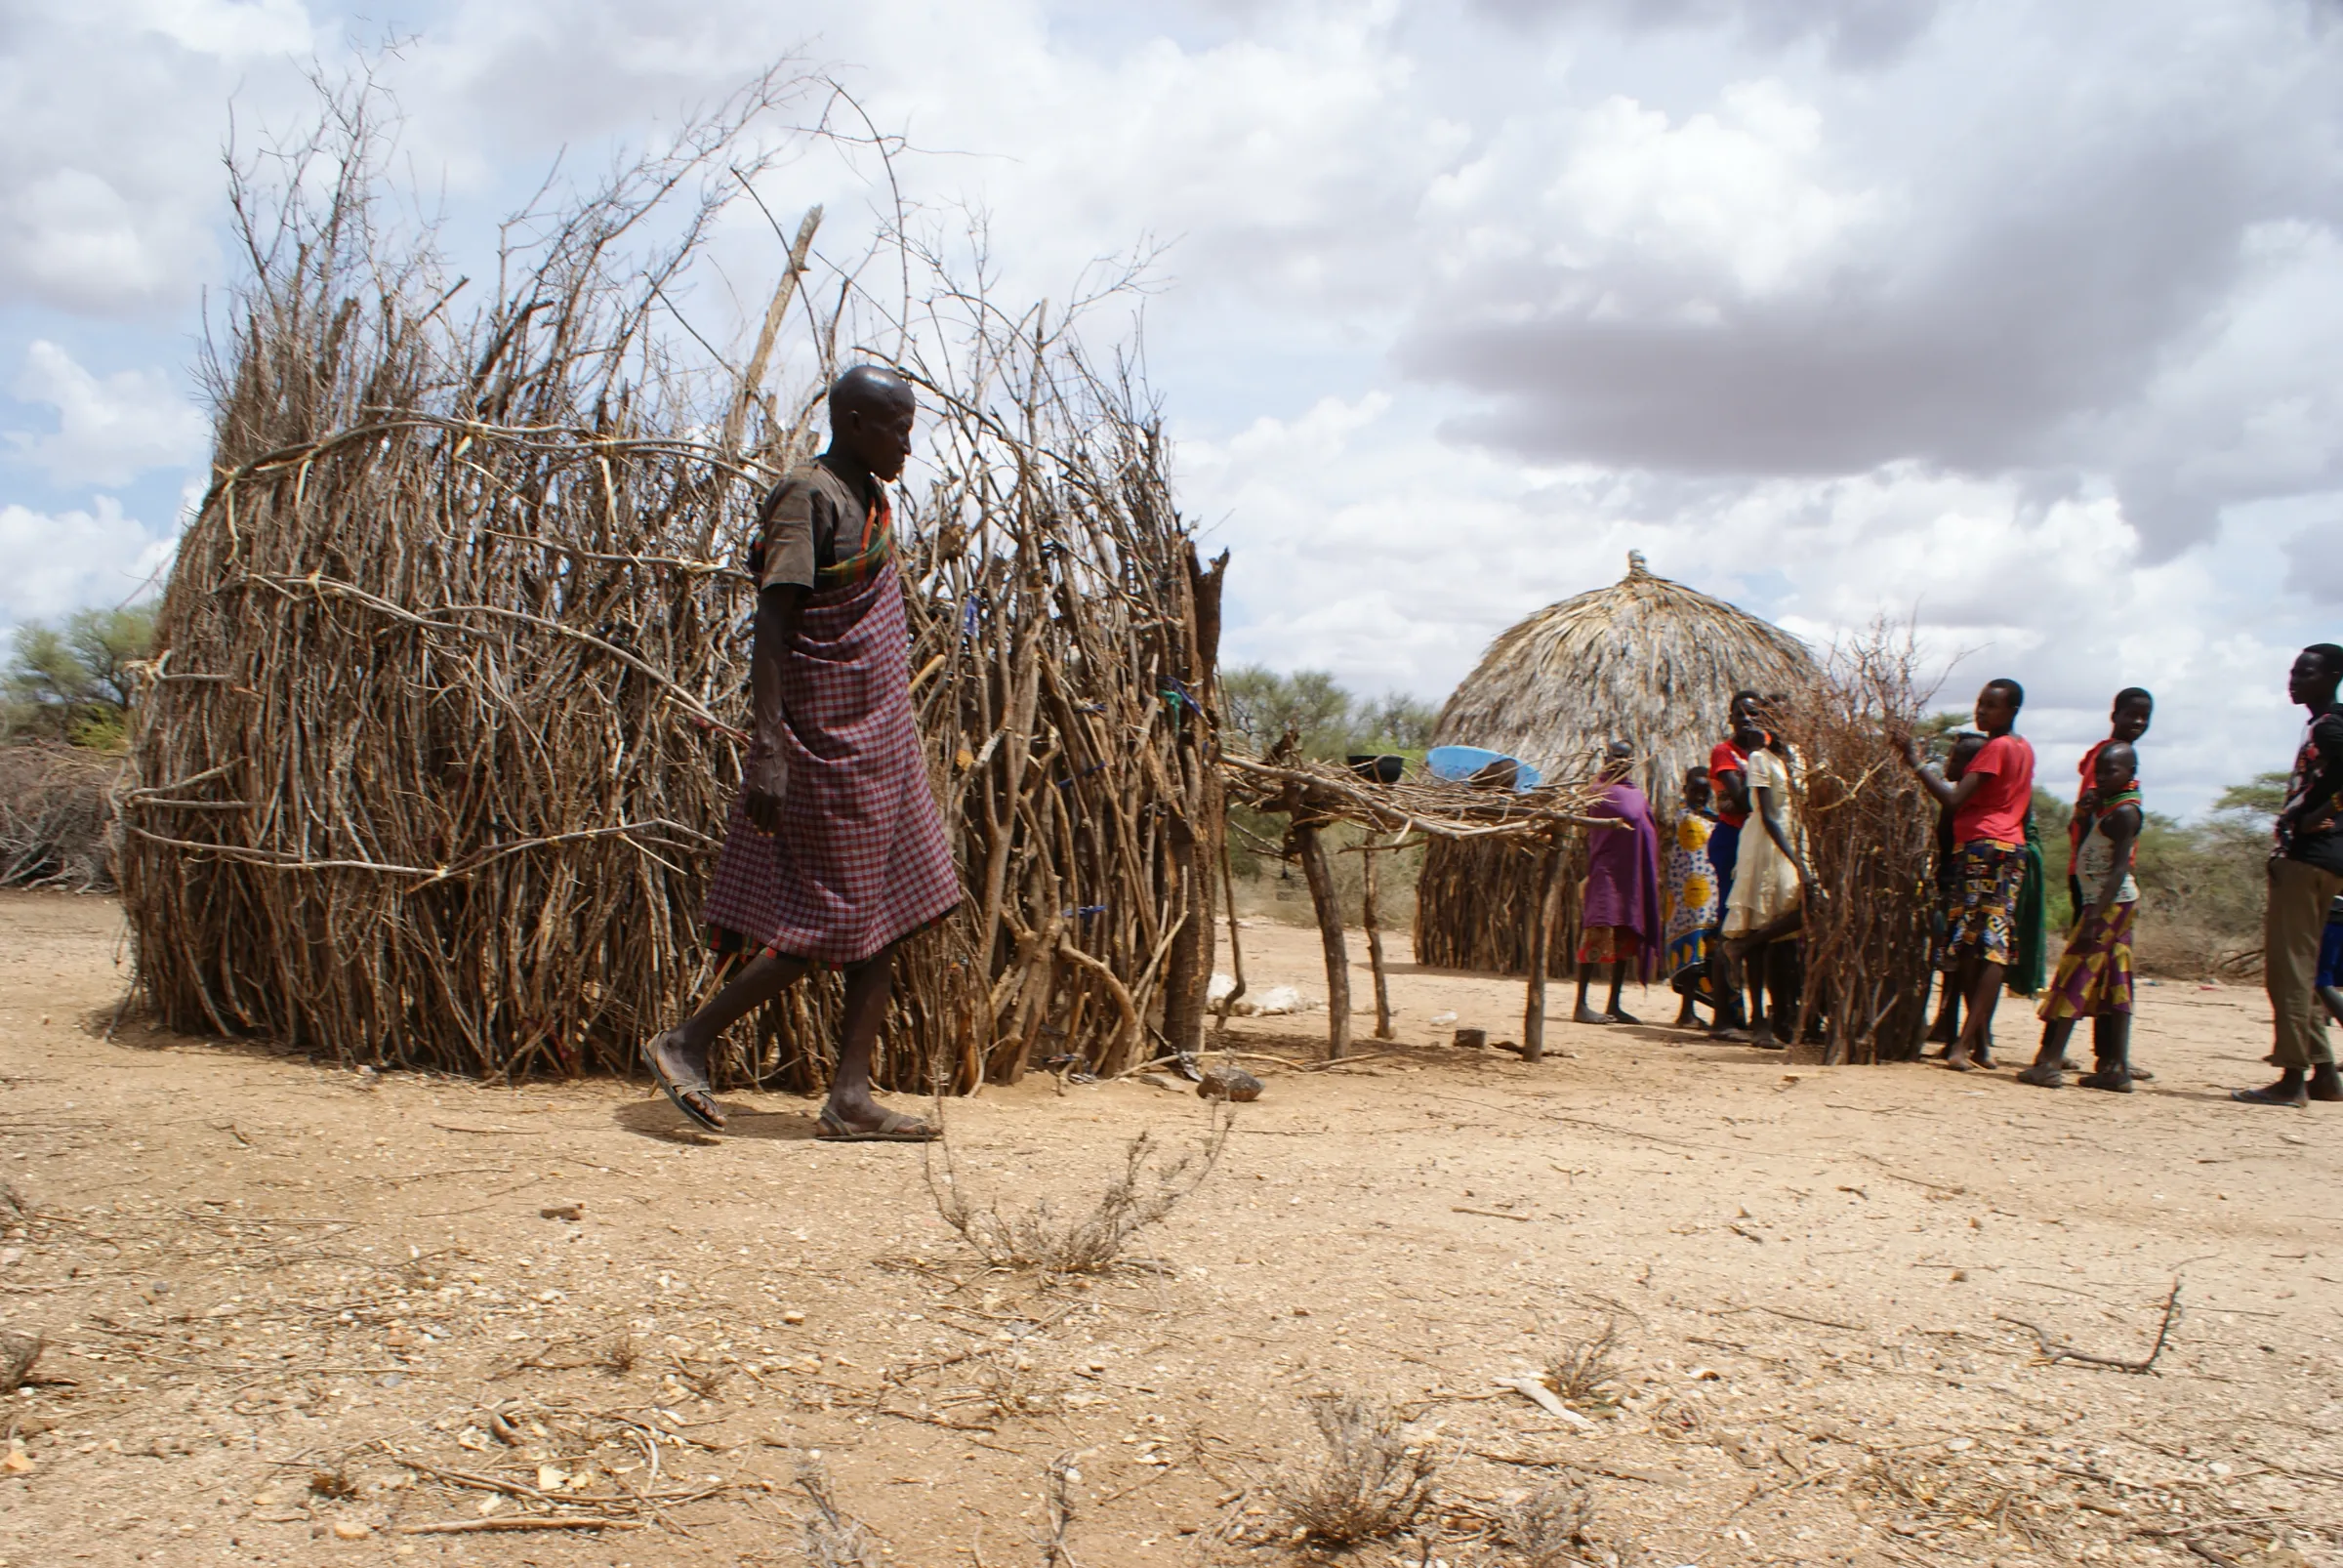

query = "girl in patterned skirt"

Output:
[[2017, 743, 2143, 1092]]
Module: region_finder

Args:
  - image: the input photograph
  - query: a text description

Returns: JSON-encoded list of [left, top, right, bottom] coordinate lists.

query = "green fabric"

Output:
[[2009, 807, 2050, 996]]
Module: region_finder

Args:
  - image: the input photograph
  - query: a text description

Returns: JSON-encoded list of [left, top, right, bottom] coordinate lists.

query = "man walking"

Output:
[[644, 366, 962, 1139], [2235, 644, 2343, 1107]]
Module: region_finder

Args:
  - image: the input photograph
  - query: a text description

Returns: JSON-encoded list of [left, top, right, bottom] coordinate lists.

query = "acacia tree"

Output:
[[2, 604, 156, 748]]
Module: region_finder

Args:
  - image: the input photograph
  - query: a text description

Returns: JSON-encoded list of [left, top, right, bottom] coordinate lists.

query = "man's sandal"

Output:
[[641, 1035, 724, 1133], [815, 1107, 939, 1143]]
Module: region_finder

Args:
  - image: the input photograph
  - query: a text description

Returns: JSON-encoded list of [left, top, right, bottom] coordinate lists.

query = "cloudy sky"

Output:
[[5, 0, 2341, 813]]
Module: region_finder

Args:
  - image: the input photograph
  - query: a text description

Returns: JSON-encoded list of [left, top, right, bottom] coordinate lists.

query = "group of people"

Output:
[[644, 366, 2343, 1135], [1577, 643, 2343, 1104]]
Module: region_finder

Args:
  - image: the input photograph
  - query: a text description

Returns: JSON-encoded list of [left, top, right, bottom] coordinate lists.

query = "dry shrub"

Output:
[[598, 1332, 639, 1375], [925, 1109, 1228, 1274], [0, 743, 115, 890], [796, 1458, 878, 1567], [1542, 1320, 1624, 1409], [1771, 620, 1941, 1063], [1271, 1394, 1439, 1547], [1855, 1447, 2076, 1555], [0, 1333, 43, 1391], [1496, 1478, 1600, 1568]]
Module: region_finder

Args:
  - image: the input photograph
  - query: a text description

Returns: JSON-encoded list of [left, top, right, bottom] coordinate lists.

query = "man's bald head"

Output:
[[830, 364, 916, 418], [824, 365, 917, 483]]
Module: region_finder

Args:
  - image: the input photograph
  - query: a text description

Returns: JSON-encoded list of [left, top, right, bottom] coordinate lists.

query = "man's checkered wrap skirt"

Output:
[[700, 559, 962, 966]]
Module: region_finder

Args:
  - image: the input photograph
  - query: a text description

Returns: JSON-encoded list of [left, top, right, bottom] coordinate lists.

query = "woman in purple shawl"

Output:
[[1575, 740, 1664, 1025]]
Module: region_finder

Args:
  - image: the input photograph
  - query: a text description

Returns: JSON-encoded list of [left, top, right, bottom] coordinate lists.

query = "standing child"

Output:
[[1663, 766, 1720, 1028], [1722, 727, 1807, 1050], [2070, 689, 2154, 914], [2017, 744, 2143, 1091], [1706, 691, 1761, 1039], [1924, 731, 1988, 1051]]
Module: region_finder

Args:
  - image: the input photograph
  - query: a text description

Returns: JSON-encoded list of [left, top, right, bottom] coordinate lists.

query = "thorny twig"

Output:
[[1997, 1281, 2183, 1375]]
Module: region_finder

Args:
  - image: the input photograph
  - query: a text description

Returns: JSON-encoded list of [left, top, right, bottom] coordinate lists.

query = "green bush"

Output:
[[3, 604, 156, 750]]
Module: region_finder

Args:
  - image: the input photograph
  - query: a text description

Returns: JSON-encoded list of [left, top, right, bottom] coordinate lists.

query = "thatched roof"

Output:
[[1431, 552, 1818, 805]]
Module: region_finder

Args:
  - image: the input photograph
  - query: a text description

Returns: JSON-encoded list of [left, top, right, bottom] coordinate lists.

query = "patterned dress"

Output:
[[1663, 809, 1718, 979], [2037, 787, 2141, 1020]]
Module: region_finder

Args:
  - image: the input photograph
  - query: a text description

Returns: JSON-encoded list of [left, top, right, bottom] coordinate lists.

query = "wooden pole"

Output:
[[1362, 836, 1394, 1041], [1521, 838, 1565, 1063], [1294, 819, 1352, 1059]]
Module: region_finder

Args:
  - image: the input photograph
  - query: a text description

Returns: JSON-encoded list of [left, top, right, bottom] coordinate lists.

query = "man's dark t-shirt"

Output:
[[2280, 704, 2343, 876]]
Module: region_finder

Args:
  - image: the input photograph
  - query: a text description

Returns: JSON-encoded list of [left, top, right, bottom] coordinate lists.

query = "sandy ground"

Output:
[[3, 888, 2341, 1568]]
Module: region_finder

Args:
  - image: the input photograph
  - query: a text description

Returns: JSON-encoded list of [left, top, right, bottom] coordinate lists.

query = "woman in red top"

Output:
[[1904, 679, 2035, 1071]]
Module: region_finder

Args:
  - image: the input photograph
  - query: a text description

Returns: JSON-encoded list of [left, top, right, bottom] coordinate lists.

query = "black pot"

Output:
[[1346, 754, 1405, 784]]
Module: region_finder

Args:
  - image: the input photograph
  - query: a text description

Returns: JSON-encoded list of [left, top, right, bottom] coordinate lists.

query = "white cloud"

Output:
[[2, 0, 2340, 816], [10, 342, 209, 488], [0, 496, 177, 633]]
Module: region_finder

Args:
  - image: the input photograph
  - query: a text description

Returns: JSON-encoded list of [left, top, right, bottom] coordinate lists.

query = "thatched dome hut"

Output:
[[1415, 552, 1818, 975]]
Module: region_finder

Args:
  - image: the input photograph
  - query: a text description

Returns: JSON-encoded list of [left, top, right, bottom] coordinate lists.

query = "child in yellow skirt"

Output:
[[2017, 743, 2143, 1092]]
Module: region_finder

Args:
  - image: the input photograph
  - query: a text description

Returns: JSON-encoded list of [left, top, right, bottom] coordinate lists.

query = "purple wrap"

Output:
[[1582, 781, 1664, 982]]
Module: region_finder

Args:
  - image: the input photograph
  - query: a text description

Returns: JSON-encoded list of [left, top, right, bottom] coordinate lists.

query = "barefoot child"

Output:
[[1663, 766, 1720, 1028], [2017, 744, 2142, 1091]]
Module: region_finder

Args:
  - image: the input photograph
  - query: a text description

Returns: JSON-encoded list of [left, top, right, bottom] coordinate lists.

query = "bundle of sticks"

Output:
[[118, 73, 1218, 1090]]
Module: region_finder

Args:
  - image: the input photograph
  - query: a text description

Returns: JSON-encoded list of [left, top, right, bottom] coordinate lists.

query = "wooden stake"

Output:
[[1294, 819, 1351, 1059], [1522, 840, 1565, 1063], [1362, 835, 1394, 1041]]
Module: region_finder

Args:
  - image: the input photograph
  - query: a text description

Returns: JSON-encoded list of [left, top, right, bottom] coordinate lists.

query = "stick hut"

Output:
[[1414, 553, 1817, 976], [118, 83, 1220, 1092]]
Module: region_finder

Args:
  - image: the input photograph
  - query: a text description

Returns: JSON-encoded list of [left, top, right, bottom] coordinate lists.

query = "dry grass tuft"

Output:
[[597, 1332, 639, 1375], [0, 1182, 24, 1221], [1270, 1394, 1439, 1546], [925, 1109, 1229, 1274], [1542, 1320, 1624, 1409], [0, 1333, 44, 1391], [796, 1458, 879, 1567], [308, 1464, 360, 1501], [1496, 1477, 1600, 1567]]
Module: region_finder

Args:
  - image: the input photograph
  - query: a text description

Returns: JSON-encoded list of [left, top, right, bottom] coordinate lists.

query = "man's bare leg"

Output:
[[1946, 957, 2004, 1070], [822, 942, 910, 1132], [648, 950, 812, 1129]]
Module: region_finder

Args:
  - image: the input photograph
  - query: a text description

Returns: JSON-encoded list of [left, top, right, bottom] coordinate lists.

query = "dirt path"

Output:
[[3, 891, 2339, 1567]]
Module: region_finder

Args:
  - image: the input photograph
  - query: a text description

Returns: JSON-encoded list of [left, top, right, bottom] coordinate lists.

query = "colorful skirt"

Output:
[[1664, 813, 1719, 976], [1578, 925, 1640, 966], [1939, 841, 2025, 970], [2036, 899, 2137, 1020]]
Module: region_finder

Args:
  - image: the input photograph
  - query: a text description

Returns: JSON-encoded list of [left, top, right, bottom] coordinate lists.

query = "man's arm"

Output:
[[2281, 713, 2343, 841], [744, 582, 807, 833]]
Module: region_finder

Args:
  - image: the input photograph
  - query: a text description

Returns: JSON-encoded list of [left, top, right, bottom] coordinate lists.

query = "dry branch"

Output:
[[1997, 1281, 2183, 1375]]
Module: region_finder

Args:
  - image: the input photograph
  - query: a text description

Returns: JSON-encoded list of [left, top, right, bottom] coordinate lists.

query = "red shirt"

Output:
[[1953, 733, 2035, 848], [1708, 739, 1750, 828]]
